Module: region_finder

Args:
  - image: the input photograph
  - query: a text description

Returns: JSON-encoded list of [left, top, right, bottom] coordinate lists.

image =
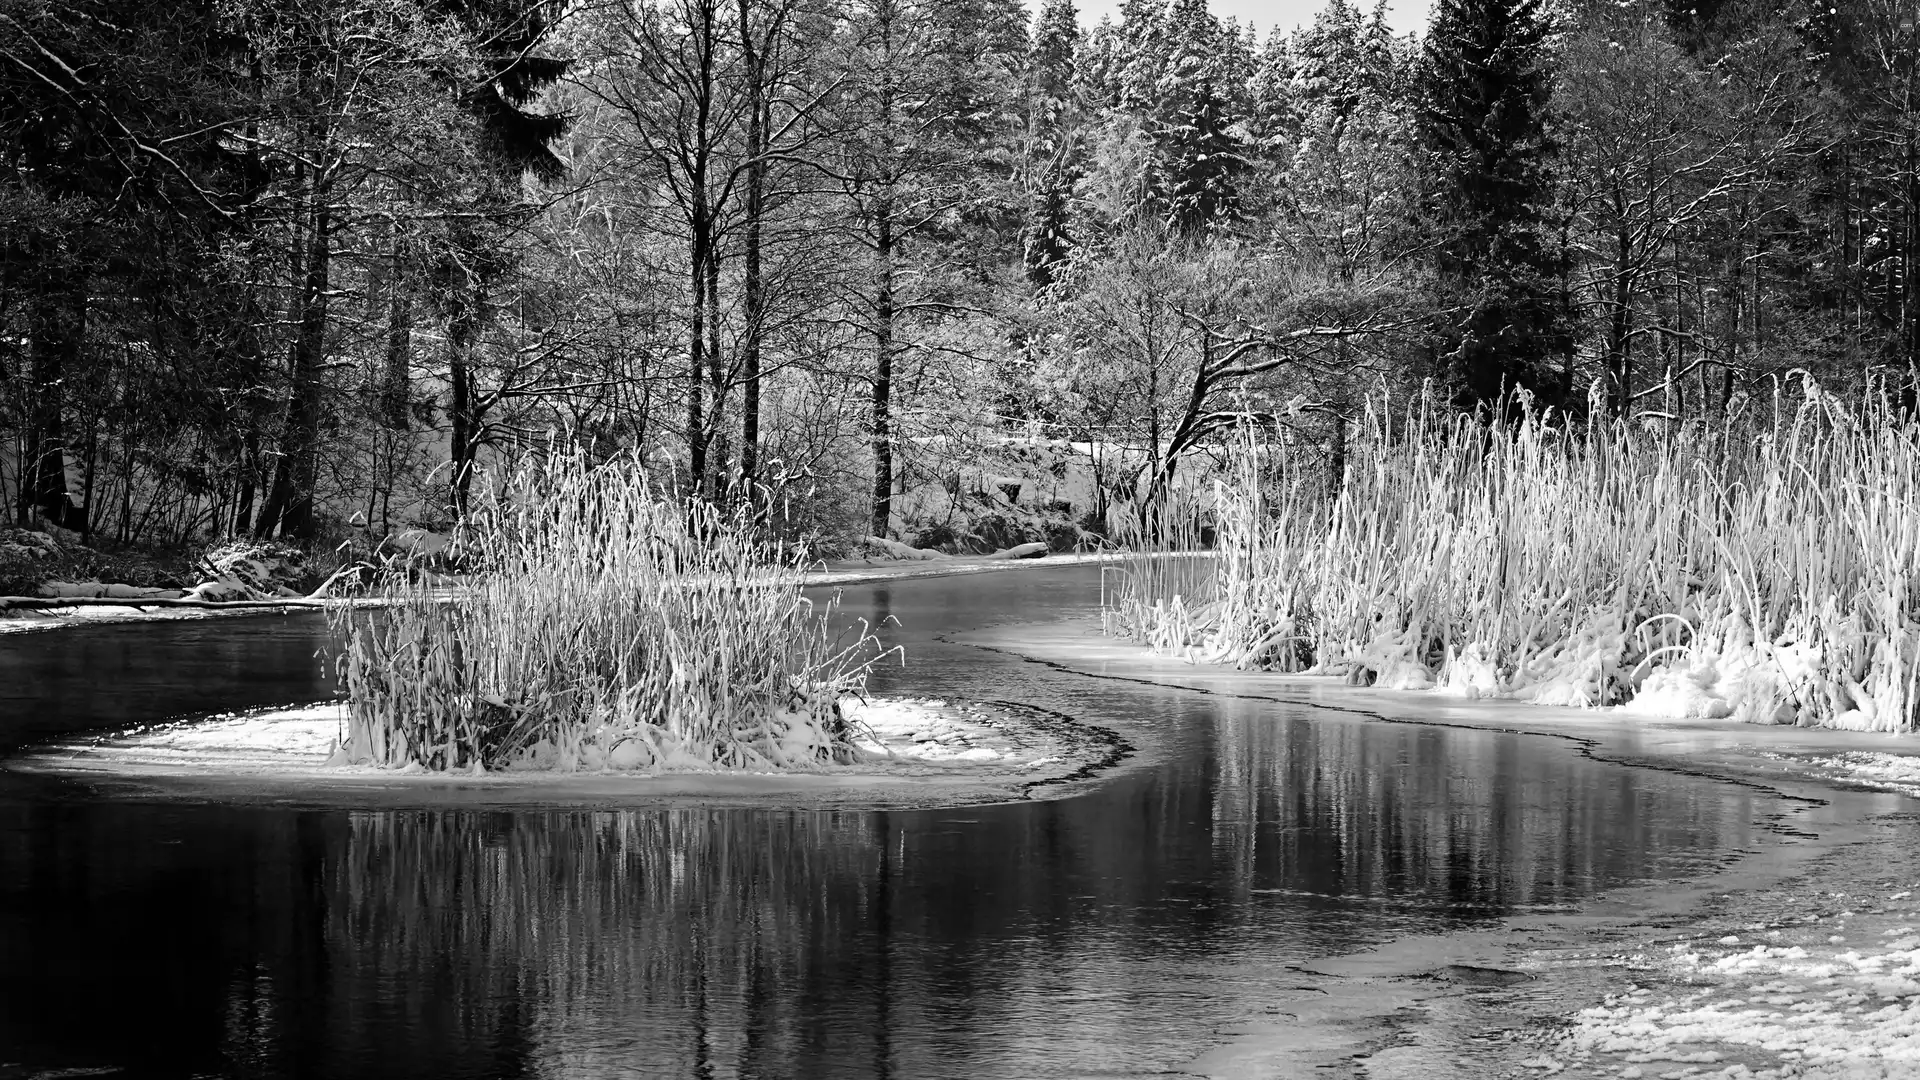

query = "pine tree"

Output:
[[0, 1, 249, 534], [1280, 0, 1417, 284], [1245, 27, 1298, 159], [1414, 0, 1569, 408], [1147, 0, 1249, 235], [1030, 0, 1079, 106], [1152, 83, 1246, 234], [1023, 174, 1075, 285], [1021, 0, 1081, 286], [430, 0, 569, 516]]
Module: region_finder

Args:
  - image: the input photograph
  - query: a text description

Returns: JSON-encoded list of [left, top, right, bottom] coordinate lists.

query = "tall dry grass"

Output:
[[1109, 377, 1920, 732], [331, 448, 887, 771]]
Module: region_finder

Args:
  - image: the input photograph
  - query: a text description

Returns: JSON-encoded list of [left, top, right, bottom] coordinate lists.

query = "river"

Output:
[[0, 564, 1764, 1079]]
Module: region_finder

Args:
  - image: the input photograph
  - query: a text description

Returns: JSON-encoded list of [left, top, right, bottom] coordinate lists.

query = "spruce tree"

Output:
[[1152, 84, 1246, 234], [1145, 0, 1249, 235], [1415, 0, 1569, 409], [430, 0, 569, 515], [1022, 0, 1080, 286], [1029, 0, 1079, 107]]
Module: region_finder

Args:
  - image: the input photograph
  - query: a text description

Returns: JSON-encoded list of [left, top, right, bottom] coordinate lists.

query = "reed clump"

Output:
[[1109, 377, 1920, 733], [331, 448, 886, 772]]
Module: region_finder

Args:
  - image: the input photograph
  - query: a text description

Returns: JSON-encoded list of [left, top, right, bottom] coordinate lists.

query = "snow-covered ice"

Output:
[[1554, 889, 1920, 1079]]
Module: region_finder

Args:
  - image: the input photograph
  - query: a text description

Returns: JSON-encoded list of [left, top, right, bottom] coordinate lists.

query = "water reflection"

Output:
[[0, 568, 1759, 1079], [0, 614, 335, 751]]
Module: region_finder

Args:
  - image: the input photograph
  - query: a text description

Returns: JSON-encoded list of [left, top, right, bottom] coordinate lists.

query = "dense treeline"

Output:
[[1, 0, 1916, 553]]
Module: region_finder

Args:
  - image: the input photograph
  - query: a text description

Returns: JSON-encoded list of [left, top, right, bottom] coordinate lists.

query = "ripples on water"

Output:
[[0, 566, 1758, 1079]]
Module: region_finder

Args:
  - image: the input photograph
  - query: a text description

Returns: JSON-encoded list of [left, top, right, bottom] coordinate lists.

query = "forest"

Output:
[[1, 0, 1916, 563]]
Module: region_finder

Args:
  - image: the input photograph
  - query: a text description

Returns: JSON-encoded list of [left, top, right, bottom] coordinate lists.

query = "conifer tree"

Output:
[[1414, 0, 1569, 408], [1247, 27, 1303, 152], [1152, 83, 1246, 234], [1134, 0, 1250, 235], [1021, 0, 1081, 286], [834, 0, 1027, 536], [429, 0, 569, 517]]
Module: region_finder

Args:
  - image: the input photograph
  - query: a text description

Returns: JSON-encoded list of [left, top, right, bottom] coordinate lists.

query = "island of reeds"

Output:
[[1108, 379, 1920, 734], [330, 450, 884, 773]]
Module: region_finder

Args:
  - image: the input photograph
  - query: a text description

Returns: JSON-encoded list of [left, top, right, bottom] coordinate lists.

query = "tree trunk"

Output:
[[232, 423, 259, 536], [1606, 229, 1634, 417], [18, 268, 86, 531], [870, 207, 895, 539], [705, 246, 726, 489], [688, 207, 710, 494], [448, 304, 478, 517], [738, 2, 767, 491], [384, 245, 412, 429], [256, 204, 332, 541]]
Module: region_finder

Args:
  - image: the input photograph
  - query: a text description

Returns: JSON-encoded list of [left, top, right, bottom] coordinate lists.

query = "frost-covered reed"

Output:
[[1110, 377, 1920, 732], [332, 449, 886, 771]]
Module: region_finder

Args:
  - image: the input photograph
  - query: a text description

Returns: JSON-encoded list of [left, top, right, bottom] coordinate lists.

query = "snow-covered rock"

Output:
[[187, 540, 308, 602], [0, 528, 62, 562]]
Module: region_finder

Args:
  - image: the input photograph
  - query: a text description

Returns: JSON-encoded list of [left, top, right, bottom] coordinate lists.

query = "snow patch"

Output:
[[1558, 894, 1920, 1079], [37, 581, 182, 600], [862, 535, 947, 561], [28, 696, 1094, 789]]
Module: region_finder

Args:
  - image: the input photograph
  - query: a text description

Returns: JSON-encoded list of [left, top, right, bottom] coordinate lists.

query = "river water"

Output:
[[0, 565, 1762, 1079]]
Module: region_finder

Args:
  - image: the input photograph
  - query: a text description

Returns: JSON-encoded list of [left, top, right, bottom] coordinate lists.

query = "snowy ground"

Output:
[[842, 696, 1074, 771], [0, 602, 244, 634], [807, 548, 1128, 585], [11, 694, 1108, 808], [0, 551, 1128, 635]]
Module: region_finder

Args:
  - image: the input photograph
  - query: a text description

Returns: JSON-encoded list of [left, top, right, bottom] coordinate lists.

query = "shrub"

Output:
[[331, 447, 890, 772], [1109, 379, 1920, 732]]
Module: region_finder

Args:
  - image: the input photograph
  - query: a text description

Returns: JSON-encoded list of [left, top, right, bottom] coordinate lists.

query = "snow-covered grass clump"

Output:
[[332, 448, 888, 772], [1109, 377, 1920, 732]]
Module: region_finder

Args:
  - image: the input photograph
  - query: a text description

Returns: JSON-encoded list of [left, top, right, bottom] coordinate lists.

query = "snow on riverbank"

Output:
[[16, 694, 1098, 801], [0, 551, 1125, 635], [844, 696, 1066, 769]]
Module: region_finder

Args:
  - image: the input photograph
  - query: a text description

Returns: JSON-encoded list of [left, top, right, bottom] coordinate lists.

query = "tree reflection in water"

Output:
[[323, 810, 887, 1078], [265, 707, 1750, 1079]]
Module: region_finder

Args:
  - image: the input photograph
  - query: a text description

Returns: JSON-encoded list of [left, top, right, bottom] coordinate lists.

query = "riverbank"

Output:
[[0, 549, 1137, 636], [979, 622, 1920, 1079], [10, 693, 1121, 810]]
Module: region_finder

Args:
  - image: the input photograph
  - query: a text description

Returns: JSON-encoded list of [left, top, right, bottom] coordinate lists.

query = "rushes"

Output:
[[332, 448, 887, 772], [1112, 378, 1920, 732]]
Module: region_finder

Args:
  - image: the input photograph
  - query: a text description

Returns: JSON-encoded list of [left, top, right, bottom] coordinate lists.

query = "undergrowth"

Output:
[[331, 447, 890, 772], [1107, 377, 1920, 733]]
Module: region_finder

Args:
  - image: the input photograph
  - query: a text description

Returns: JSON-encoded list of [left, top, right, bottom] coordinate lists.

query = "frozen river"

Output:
[[0, 564, 1767, 1078]]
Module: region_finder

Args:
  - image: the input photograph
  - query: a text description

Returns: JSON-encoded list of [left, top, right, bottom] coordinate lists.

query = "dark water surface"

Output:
[[0, 566, 1761, 1079]]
